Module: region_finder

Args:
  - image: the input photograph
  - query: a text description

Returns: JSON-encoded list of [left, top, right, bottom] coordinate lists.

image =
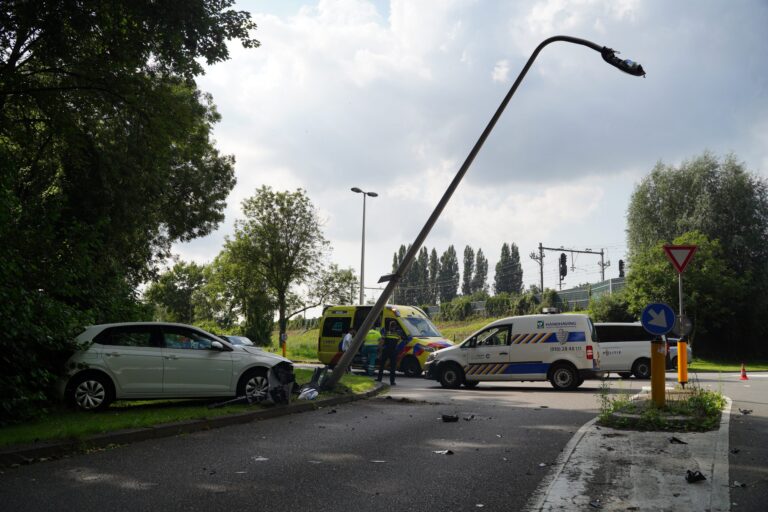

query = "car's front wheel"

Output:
[[67, 372, 114, 412], [237, 368, 269, 402], [400, 356, 422, 377], [439, 363, 463, 389]]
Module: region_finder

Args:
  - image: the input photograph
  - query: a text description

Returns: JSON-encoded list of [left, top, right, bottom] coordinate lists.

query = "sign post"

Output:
[[641, 303, 676, 407], [663, 245, 697, 387]]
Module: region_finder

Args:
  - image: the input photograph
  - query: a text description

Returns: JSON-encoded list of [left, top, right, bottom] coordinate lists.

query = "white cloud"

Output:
[[172, 0, 768, 298]]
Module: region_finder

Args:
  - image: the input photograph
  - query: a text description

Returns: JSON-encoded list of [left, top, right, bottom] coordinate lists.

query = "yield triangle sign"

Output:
[[663, 244, 698, 273]]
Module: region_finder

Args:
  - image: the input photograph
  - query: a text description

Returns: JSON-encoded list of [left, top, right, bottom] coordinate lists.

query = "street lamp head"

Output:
[[366, 191, 378, 197], [600, 47, 645, 77], [351, 187, 363, 194]]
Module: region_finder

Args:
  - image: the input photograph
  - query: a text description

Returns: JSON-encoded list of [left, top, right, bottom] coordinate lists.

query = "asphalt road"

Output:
[[0, 372, 765, 511]]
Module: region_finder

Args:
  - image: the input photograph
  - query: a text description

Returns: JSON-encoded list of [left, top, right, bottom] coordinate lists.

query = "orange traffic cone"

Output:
[[740, 363, 749, 381]]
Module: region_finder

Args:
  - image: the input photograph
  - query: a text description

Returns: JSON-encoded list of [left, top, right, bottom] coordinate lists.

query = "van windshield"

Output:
[[401, 316, 442, 337]]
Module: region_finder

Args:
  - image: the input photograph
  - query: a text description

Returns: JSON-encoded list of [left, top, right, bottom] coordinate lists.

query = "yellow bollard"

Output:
[[651, 338, 666, 407], [677, 339, 688, 386]]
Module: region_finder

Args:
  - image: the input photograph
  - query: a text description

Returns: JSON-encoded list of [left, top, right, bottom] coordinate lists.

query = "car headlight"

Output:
[[422, 346, 436, 353], [426, 352, 437, 363]]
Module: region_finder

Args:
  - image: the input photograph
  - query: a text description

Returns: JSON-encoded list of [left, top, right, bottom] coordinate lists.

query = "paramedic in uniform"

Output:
[[377, 320, 402, 385], [363, 328, 381, 376]]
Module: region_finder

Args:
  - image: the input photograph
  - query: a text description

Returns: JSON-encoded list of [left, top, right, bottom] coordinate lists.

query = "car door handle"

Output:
[[499, 352, 508, 355]]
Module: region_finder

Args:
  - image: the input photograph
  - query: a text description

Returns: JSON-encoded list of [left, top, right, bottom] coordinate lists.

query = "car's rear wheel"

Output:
[[632, 358, 652, 379], [238, 368, 269, 402], [439, 363, 463, 389], [67, 372, 114, 412], [549, 363, 579, 391], [400, 356, 422, 377]]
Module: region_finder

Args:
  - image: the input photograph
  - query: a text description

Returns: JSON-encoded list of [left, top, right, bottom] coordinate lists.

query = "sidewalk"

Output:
[[0, 382, 387, 469], [527, 396, 732, 511]]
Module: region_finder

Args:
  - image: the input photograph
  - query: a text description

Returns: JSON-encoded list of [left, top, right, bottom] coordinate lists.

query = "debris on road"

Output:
[[441, 414, 459, 423], [738, 408, 753, 415], [685, 470, 706, 483], [252, 456, 269, 462], [730, 448, 740, 454], [370, 460, 387, 463], [298, 387, 318, 401], [539, 462, 548, 467], [732, 481, 747, 488], [327, 409, 337, 414], [669, 436, 688, 445], [589, 498, 602, 508], [464, 414, 475, 421], [433, 450, 454, 455]]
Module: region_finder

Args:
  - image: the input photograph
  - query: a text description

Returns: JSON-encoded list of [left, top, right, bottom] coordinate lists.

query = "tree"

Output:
[[508, 243, 524, 294], [417, 247, 430, 305], [471, 248, 489, 294], [494, 242, 524, 294], [144, 261, 206, 324], [438, 246, 460, 303], [196, 249, 274, 344], [462, 246, 475, 296], [428, 248, 440, 304], [0, 1, 256, 423], [625, 231, 749, 356], [494, 243, 511, 294], [230, 187, 329, 350], [626, 152, 768, 357], [627, 152, 768, 274]]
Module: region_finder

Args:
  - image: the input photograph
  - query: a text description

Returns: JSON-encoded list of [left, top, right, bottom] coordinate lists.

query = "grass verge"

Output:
[[689, 358, 768, 372], [597, 380, 726, 432], [0, 369, 374, 449]]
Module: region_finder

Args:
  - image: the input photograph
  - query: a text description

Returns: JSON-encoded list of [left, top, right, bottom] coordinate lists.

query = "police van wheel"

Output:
[[439, 363, 463, 389], [401, 356, 422, 378], [549, 364, 579, 391], [632, 358, 651, 379]]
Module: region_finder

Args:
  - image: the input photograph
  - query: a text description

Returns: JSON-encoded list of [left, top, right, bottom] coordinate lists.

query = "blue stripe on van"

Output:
[[503, 362, 550, 374]]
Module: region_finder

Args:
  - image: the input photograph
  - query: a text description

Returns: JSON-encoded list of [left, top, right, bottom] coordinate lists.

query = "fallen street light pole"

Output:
[[322, 35, 646, 390]]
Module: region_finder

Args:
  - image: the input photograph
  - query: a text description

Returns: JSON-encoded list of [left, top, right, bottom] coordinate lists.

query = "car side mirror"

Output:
[[211, 341, 224, 351]]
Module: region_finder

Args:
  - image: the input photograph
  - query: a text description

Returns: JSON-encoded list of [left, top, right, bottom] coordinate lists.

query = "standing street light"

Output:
[[324, 35, 645, 390], [351, 187, 378, 304]]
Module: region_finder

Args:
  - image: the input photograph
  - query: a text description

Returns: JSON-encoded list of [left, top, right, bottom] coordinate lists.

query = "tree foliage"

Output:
[[438, 245, 460, 303], [625, 232, 749, 356], [461, 246, 474, 296], [494, 242, 523, 294], [471, 248, 489, 294], [0, 1, 256, 423], [230, 187, 329, 342], [626, 153, 768, 356]]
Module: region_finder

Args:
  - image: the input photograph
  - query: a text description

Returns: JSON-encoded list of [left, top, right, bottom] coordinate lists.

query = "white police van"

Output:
[[424, 313, 601, 391], [593, 322, 653, 379]]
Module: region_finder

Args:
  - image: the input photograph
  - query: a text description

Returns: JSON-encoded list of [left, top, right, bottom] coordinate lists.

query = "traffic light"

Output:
[[618, 259, 625, 278], [559, 253, 568, 279]]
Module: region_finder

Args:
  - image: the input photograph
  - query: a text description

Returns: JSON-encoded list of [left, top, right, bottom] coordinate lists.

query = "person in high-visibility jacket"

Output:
[[363, 329, 381, 376], [377, 320, 402, 385]]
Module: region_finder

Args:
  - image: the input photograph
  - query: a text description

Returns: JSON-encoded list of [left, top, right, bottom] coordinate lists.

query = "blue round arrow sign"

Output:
[[641, 303, 676, 336]]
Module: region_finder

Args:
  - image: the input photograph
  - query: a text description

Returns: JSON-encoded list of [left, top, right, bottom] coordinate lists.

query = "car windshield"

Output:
[[225, 336, 254, 346], [401, 316, 442, 337]]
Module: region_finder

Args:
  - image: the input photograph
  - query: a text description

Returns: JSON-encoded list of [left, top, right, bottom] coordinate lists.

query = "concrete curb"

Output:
[[0, 382, 387, 469]]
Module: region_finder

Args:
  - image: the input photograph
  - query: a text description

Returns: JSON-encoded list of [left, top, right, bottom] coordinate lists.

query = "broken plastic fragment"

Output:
[[739, 408, 753, 415], [669, 436, 688, 445], [733, 481, 747, 488], [589, 499, 602, 509], [442, 414, 459, 423], [252, 456, 269, 462], [685, 470, 706, 483], [370, 460, 387, 463], [433, 450, 454, 455]]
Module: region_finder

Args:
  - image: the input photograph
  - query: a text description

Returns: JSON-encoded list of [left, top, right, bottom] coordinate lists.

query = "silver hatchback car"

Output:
[[61, 322, 293, 411]]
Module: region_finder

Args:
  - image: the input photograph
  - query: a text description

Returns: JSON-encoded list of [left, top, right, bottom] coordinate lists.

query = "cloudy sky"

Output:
[[175, 0, 768, 303]]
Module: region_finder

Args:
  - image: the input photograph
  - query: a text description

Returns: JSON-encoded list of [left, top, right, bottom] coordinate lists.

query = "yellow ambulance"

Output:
[[317, 305, 453, 376]]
